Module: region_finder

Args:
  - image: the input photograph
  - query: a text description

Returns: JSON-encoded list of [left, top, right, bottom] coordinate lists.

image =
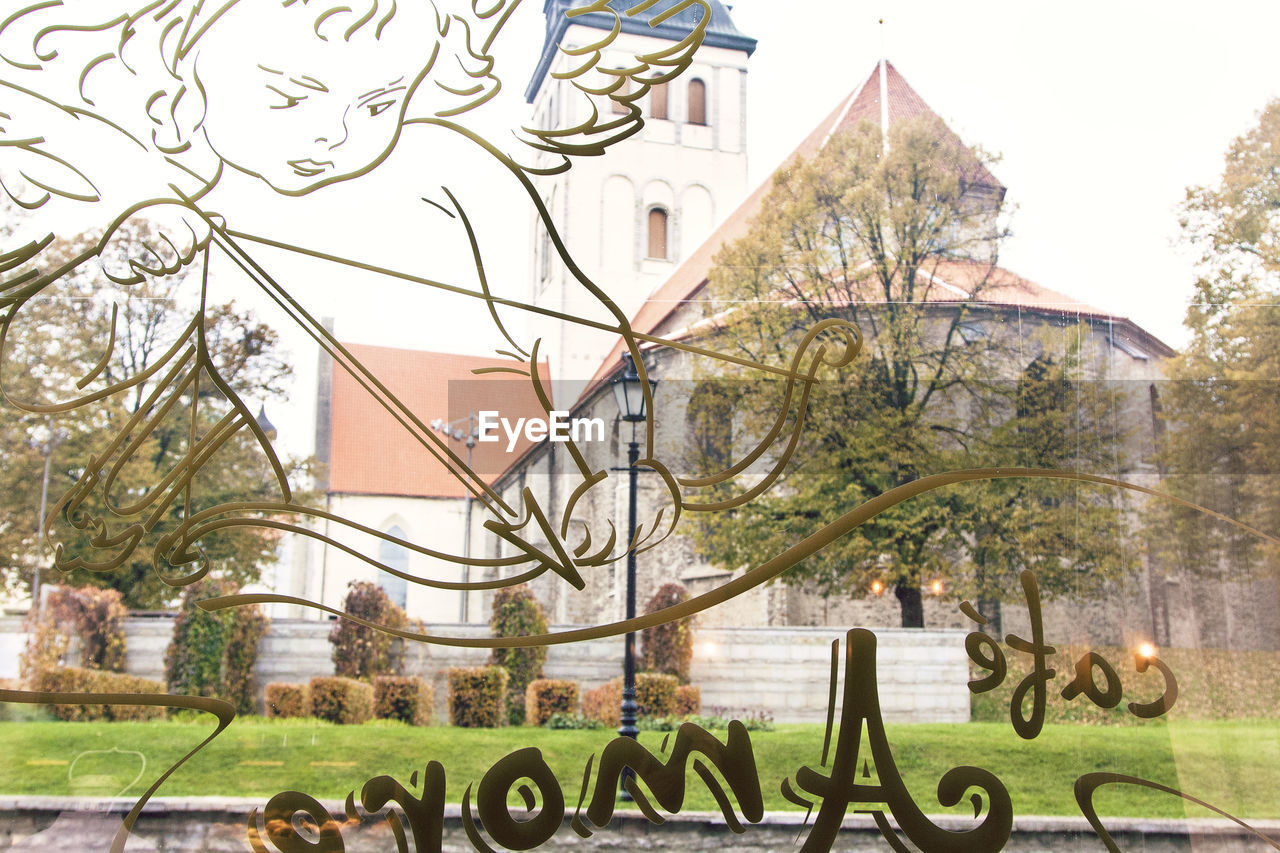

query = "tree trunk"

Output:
[[896, 584, 924, 628], [977, 597, 1003, 637]]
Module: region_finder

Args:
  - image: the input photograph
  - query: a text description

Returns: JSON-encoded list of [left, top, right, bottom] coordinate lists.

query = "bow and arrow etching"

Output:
[[0, 0, 861, 622]]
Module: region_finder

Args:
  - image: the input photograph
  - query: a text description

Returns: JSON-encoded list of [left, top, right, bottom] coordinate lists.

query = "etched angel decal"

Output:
[[0, 0, 856, 619]]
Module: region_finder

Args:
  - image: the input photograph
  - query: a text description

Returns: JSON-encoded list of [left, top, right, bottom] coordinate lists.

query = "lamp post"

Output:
[[431, 413, 479, 622], [610, 352, 656, 800]]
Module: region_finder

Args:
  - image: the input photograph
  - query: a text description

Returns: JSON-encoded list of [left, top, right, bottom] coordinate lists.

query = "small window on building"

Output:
[[611, 74, 629, 115], [688, 79, 707, 125], [647, 208, 669, 259], [539, 226, 552, 283], [377, 525, 409, 610], [650, 82, 668, 120]]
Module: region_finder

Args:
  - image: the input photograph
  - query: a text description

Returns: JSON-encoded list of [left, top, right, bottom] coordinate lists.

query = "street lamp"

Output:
[[431, 413, 480, 622], [610, 351, 655, 799]]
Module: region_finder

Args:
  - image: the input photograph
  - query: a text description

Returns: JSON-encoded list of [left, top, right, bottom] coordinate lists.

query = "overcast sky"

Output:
[[203, 0, 1280, 455]]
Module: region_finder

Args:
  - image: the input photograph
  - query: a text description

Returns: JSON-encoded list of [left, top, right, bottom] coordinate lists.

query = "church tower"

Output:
[[524, 0, 756, 391]]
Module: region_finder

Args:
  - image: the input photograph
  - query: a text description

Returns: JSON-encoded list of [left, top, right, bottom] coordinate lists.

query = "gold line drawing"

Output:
[[0, 0, 860, 603]]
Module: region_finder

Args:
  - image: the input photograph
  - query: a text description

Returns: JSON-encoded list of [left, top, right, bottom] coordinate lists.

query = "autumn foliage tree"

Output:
[[694, 115, 1132, 627], [0, 216, 311, 608], [1151, 99, 1280, 584]]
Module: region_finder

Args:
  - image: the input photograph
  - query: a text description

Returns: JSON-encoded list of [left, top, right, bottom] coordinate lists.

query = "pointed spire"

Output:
[[256, 404, 278, 441]]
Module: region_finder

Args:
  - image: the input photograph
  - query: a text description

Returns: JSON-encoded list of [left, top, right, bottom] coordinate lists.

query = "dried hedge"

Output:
[[581, 679, 621, 728], [309, 676, 374, 725], [265, 683, 310, 718], [374, 675, 432, 726], [32, 668, 165, 721], [525, 679, 578, 726], [581, 674, 678, 725], [448, 666, 508, 728], [675, 684, 702, 717]]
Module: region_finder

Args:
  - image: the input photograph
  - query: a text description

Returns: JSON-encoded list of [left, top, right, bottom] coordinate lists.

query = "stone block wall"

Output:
[[0, 616, 969, 724]]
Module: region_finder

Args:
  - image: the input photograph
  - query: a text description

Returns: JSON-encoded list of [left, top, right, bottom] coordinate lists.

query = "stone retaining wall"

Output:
[[0, 616, 969, 723], [0, 800, 1274, 852]]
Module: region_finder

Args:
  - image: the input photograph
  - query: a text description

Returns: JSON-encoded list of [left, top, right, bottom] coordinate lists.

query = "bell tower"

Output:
[[524, 0, 756, 391]]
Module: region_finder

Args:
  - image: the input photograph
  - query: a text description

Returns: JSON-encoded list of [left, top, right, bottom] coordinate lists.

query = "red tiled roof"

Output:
[[328, 344, 551, 498]]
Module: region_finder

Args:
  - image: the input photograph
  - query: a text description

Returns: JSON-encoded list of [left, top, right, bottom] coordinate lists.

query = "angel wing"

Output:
[[516, 0, 714, 173]]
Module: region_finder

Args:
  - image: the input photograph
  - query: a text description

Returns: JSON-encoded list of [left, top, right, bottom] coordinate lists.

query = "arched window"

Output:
[[649, 82, 668, 120], [687, 78, 707, 125], [377, 525, 409, 610], [647, 208, 669, 259]]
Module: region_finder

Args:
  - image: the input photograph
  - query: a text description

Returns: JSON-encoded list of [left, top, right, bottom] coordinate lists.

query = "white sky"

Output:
[[191, 0, 1280, 455]]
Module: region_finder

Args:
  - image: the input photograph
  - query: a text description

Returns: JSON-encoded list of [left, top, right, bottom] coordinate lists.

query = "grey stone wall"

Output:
[[0, 617, 970, 724]]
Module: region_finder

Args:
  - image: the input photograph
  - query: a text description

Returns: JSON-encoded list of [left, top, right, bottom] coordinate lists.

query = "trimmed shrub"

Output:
[[310, 677, 374, 725], [525, 679, 578, 726], [32, 667, 164, 721], [374, 676, 432, 726], [265, 683, 310, 718], [581, 678, 621, 728], [166, 581, 234, 698], [636, 673, 678, 717], [329, 581, 407, 681], [448, 666, 508, 728], [639, 583, 694, 684], [675, 684, 702, 717], [489, 585, 548, 725]]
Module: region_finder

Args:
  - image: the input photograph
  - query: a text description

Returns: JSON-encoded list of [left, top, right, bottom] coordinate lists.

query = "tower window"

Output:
[[647, 208, 669, 259], [650, 82, 668, 120], [611, 73, 629, 115], [688, 79, 707, 125]]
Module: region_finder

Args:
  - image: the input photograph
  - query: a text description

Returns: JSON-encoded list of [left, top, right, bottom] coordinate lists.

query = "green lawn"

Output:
[[0, 718, 1276, 820]]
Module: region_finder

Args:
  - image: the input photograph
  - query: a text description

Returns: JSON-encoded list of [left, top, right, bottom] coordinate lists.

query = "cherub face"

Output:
[[193, 0, 436, 195]]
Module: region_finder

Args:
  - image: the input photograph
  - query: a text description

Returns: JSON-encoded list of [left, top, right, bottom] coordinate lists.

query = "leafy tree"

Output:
[[694, 115, 1132, 627], [0, 217, 309, 608], [1152, 99, 1280, 578]]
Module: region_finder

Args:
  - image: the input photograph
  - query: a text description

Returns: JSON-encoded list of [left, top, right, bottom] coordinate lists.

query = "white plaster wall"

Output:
[[528, 24, 752, 388]]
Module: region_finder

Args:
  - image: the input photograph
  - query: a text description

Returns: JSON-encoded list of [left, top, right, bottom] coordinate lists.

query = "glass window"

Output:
[[650, 82, 668, 120], [377, 525, 409, 610], [688, 78, 707, 125], [647, 207, 668, 259]]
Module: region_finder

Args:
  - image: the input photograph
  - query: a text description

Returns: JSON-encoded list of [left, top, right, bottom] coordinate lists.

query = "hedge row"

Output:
[[581, 674, 684, 727], [266, 676, 435, 725], [32, 667, 165, 721]]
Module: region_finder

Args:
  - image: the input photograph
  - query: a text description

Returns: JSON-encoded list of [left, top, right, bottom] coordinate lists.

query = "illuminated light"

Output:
[[870, 580, 884, 595], [930, 580, 944, 595], [696, 641, 718, 658], [1137, 642, 1157, 659]]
